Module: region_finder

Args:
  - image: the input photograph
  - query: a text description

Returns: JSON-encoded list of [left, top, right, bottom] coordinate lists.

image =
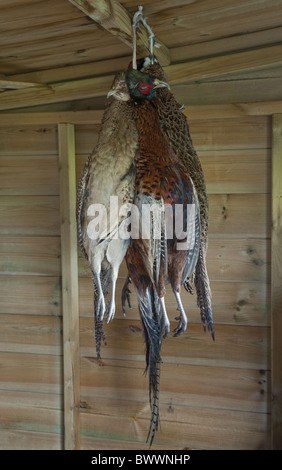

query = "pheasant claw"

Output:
[[121, 276, 132, 317]]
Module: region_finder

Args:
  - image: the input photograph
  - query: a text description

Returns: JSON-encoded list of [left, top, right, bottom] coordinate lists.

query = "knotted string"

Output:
[[132, 5, 161, 68]]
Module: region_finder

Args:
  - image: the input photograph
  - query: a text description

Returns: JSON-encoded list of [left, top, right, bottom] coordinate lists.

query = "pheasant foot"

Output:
[[173, 291, 188, 337], [160, 296, 170, 338]]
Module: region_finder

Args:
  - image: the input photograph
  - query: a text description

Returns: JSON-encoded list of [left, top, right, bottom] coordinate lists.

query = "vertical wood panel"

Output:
[[271, 114, 282, 450], [58, 123, 80, 450]]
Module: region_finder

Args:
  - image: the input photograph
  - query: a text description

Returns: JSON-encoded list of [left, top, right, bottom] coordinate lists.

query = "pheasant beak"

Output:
[[153, 79, 170, 90], [107, 89, 117, 98]]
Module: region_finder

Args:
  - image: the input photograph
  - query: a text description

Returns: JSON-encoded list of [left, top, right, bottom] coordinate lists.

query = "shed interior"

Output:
[[0, 0, 282, 450]]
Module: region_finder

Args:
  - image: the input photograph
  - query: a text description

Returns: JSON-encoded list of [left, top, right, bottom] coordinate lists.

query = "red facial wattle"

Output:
[[139, 82, 154, 95]]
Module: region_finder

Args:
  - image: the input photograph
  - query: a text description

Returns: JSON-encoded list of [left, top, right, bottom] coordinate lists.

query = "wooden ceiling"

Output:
[[1, 0, 282, 111]]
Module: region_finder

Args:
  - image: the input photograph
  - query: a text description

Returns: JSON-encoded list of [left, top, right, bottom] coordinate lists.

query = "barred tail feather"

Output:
[[94, 315, 107, 359], [146, 360, 161, 446], [91, 268, 110, 358], [76, 155, 92, 260], [195, 245, 215, 341], [137, 286, 163, 446]]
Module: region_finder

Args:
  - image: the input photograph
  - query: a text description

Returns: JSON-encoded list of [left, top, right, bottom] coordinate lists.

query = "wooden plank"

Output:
[[0, 429, 62, 450], [171, 26, 282, 63], [0, 276, 61, 316], [0, 75, 114, 111], [79, 358, 270, 448], [0, 38, 130, 79], [0, 236, 61, 276], [0, 313, 62, 355], [271, 114, 282, 450], [147, 0, 282, 51], [0, 154, 59, 196], [189, 116, 271, 151], [0, 102, 281, 127], [80, 406, 269, 450], [0, 124, 57, 155], [78, 149, 270, 195], [173, 77, 282, 107], [201, 150, 271, 194], [0, 196, 60, 236], [165, 44, 282, 85], [79, 277, 270, 327], [0, 79, 46, 90], [6, 56, 133, 84], [80, 358, 269, 413], [0, 111, 103, 126], [80, 435, 179, 450], [68, 0, 170, 65], [80, 320, 270, 370], [74, 117, 271, 155], [205, 194, 271, 239], [0, 403, 62, 436], [58, 123, 80, 450], [79, 237, 270, 282], [185, 102, 282, 120], [0, 352, 62, 394], [0, 0, 84, 31], [0, 101, 280, 130]]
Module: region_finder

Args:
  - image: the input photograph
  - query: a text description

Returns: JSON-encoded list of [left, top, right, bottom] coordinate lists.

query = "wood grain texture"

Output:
[[271, 114, 282, 449], [58, 123, 80, 450], [68, 0, 170, 65]]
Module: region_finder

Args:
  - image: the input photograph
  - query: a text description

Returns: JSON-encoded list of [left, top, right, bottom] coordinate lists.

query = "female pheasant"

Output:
[[77, 72, 138, 358], [125, 69, 201, 444], [126, 57, 214, 341]]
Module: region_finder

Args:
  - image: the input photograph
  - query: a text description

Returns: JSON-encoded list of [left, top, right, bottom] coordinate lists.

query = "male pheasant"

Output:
[[125, 69, 201, 444], [77, 72, 138, 358], [124, 57, 214, 341]]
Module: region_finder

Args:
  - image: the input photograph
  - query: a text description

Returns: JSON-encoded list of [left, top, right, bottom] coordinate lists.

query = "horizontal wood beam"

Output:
[[0, 110, 104, 125], [0, 75, 114, 111], [68, 0, 170, 65], [0, 43, 282, 111], [0, 100, 282, 125], [0, 80, 45, 90], [166, 43, 282, 84]]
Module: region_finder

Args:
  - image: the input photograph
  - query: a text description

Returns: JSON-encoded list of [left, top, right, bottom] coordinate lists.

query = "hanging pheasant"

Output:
[[122, 55, 214, 341], [125, 68, 201, 444], [77, 72, 138, 358], [142, 57, 214, 340]]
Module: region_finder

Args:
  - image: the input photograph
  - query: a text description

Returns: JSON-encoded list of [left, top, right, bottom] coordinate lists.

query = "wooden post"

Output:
[[271, 114, 282, 450], [58, 123, 80, 450]]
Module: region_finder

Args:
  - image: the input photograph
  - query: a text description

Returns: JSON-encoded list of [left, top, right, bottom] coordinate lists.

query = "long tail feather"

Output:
[[76, 154, 91, 260], [137, 286, 163, 446], [91, 267, 110, 358], [146, 360, 161, 446], [195, 245, 215, 340]]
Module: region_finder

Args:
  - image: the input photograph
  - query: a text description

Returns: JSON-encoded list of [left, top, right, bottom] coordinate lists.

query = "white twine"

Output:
[[132, 5, 160, 68]]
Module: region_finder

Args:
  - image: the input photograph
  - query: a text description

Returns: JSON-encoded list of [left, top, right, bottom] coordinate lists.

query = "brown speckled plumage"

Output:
[[77, 72, 138, 358], [125, 69, 201, 445], [141, 58, 214, 339]]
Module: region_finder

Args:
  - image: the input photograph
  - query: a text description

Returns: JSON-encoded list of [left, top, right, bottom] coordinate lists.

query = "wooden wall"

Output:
[[0, 108, 273, 449], [0, 124, 63, 449]]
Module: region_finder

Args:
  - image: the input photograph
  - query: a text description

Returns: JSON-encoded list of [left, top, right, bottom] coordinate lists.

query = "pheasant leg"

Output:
[[93, 272, 106, 320], [160, 296, 170, 338], [173, 291, 188, 337]]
